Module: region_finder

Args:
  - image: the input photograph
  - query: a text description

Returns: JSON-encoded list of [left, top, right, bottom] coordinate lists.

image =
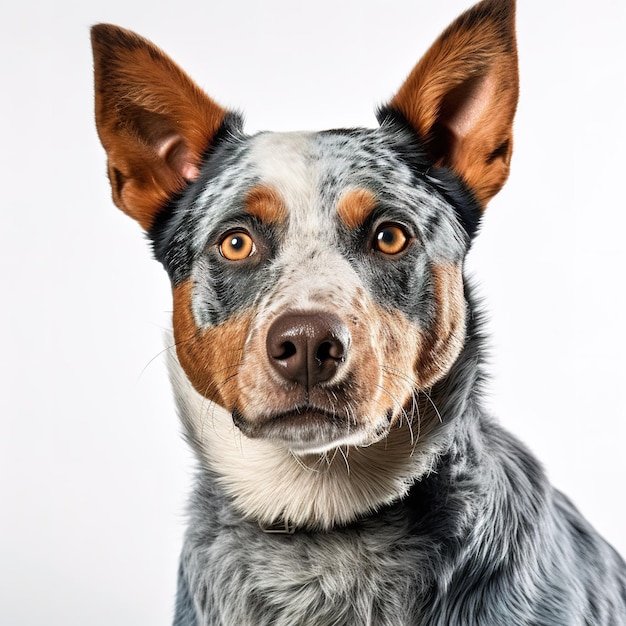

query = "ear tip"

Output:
[[457, 0, 518, 55], [492, 0, 517, 27], [461, 0, 516, 32], [474, 0, 516, 14], [91, 23, 123, 45], [90, 23, 149, 56], [492, 0, 516, 25]]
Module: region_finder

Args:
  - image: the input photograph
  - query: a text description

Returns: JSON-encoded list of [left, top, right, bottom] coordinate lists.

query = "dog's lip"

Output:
[[232, 404, 352, 431], [268, 405, 348, 426], [231, 404, 359, 447], [231, 405, 394, 453]]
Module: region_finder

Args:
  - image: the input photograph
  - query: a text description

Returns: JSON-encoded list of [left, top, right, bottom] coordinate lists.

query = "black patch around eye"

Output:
[[192, 219, 282, 327], [334, 212, 428, 322], [362, 248, 431, 324]]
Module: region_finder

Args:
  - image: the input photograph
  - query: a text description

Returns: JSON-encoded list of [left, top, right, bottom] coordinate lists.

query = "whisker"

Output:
[[337, 445, 351, 475], [138, 329, 209, 382], [381, 365, 421, 390], [408, 390, 421, 455], [289, 450, 322, 473], [376, 373, 415, 437], [138, 343, 179, 382], [422, 389, 443, 424]]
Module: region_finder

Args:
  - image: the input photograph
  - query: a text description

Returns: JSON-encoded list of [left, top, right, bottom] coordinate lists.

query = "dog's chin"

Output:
[[231, 406, 391, 456]]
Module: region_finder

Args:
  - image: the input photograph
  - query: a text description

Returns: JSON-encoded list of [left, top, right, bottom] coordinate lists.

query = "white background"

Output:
[[1, 0, 624, 624]]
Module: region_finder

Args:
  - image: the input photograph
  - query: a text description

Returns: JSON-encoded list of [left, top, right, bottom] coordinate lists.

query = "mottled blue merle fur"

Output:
[[91, 2, 626, 624]]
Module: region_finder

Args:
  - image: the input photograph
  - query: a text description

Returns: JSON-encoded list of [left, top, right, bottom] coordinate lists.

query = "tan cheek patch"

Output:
[[336, 188, 377, 229], [172, 280, 253, 408], [244, 185, 288, 225], [366, 305, 422, 416], [357, 264, 465, 426], [414, 263, 466, 388]]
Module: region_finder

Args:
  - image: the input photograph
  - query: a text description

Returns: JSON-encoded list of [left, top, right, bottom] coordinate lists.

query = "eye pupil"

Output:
[[230, 236, 244, 250], [378, 229, 395, 245]]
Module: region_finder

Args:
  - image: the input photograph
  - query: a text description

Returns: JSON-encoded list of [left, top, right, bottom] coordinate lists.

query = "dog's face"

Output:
[[165, 127, 471, 454], [92, 0, 518, 456]]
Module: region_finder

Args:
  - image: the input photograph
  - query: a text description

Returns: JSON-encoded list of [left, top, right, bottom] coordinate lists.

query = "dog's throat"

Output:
[[169, 353, 447, 530]]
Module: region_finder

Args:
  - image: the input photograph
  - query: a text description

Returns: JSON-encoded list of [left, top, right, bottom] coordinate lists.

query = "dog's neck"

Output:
[[166, 296, 485, 531]]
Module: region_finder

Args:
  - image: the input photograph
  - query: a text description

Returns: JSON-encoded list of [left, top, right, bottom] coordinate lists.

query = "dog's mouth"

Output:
[[232, 405, 392, 454]]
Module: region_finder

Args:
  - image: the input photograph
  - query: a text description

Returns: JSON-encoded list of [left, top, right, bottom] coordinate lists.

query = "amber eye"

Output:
[[373, 224, 410, 255], [219, 231, 256, 261]]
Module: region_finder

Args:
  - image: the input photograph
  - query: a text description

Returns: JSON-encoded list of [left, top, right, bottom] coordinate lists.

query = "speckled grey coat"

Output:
[[90, 0, 626, 623]]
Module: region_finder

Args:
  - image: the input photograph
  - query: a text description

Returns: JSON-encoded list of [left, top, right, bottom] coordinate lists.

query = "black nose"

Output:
[[266, 312, 350, 389]]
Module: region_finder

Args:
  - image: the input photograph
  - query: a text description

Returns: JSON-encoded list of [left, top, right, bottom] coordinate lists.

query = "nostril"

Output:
[[316, 341, 331, 364], [273, 341, 297, 361], [316, 340, 346, 364]]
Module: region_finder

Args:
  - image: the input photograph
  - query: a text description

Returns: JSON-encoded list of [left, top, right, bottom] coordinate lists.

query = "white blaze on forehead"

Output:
[[249, 132, 334, 244], [248, 132, 316, 214], [249, 132, 362, 318]]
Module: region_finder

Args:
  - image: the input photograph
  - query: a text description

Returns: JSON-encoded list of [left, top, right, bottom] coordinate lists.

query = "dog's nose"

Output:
[[266, 312, 350, 389]]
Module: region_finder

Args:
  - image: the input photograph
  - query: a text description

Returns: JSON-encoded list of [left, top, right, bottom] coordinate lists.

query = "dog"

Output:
[[91, 0, 626, 623]]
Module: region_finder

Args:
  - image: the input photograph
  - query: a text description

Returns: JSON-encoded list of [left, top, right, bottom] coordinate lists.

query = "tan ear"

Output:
[[91, 24, 228, 230], [387, 0, 518, 208]]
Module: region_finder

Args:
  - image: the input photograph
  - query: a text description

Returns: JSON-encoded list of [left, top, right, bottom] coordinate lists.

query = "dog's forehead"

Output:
[[246, 128, 416, 212], [240, 129, 467, 261], [247, 132, 315, 196], [242, 132, 368, 314], [189, 126, 421, 252]]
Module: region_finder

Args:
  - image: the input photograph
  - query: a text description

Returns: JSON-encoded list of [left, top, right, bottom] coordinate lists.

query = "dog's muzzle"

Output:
[[231, 310, 370, 453]]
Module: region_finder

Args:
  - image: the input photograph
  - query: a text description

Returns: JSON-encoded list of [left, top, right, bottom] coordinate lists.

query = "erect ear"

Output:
[[386, 0, 518, 208], [91, 24, 229, 230]]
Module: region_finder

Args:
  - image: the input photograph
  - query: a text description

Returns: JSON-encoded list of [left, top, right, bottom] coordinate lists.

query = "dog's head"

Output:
[[92, 0, 517, 459]]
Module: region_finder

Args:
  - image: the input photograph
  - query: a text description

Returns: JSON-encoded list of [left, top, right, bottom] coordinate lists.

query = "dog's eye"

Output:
[[373, 224, 410, 256], [219, 231, 256, 261]]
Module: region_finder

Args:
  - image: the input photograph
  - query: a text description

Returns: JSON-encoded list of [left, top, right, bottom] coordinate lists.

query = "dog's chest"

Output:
[[184, 512, 425, 625]]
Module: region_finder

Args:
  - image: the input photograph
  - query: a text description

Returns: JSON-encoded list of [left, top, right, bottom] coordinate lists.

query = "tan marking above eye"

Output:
[[245, 185, 288, 224], [219, 231, 256, 261], [373, 224, 410, 255], [336, 188, 377, 229]]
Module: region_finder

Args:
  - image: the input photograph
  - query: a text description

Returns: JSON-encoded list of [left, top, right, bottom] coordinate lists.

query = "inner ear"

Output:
[[431, 72, 495, 162], [155, 134, 200, 182], [124, 107, 200, 182]]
